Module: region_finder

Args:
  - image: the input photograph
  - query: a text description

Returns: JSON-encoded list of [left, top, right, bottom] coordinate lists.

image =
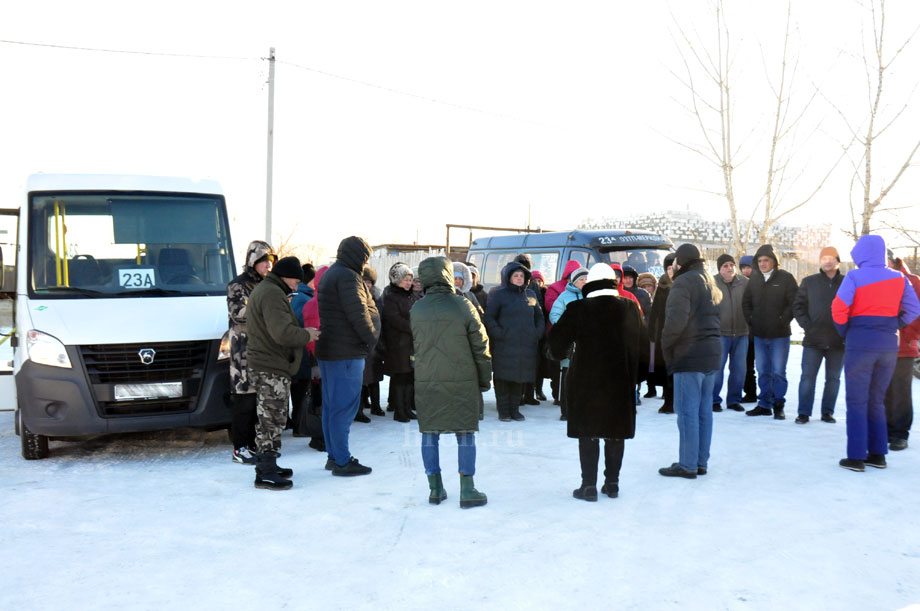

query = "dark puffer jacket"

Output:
[[484, 261, 545, 383], [315, 237, 381, 361], [793, 269, 845, 350], [549, 281, 644, 439], [382, 283, 415, 375], [661, 259, 723, 373], [246, 273, 314, 377], [411, 257, 492, 434], [742, 244, 798, 338]]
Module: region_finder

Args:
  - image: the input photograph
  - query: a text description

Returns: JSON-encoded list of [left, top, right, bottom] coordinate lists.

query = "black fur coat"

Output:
[[549, 287, 645, 439]]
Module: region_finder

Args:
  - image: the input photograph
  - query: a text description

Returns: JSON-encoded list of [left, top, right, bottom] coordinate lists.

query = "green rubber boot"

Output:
[[459, 475, 487, 508], [428, 474, 447, 504]]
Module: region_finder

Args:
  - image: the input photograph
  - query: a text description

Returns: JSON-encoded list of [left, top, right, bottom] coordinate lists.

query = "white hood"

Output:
[[22, 296, 228, 345]]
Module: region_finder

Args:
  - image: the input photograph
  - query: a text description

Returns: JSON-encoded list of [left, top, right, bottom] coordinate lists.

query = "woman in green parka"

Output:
[[411, 256, 492, 508]]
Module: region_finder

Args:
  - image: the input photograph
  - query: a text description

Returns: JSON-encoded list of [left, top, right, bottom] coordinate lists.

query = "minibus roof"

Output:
[[26, 174, 224, 196], [469, 229, 673, 251]]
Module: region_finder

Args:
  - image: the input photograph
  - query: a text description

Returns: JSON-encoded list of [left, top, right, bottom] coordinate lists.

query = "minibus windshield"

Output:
[[29, 192, 234, 297]]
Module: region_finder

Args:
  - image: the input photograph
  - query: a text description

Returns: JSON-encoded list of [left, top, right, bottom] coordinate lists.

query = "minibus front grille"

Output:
[[80, 341, 209, 417]]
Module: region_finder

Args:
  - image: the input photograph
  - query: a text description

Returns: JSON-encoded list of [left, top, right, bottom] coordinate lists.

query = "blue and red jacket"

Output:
[[832, 235, 920, 352]]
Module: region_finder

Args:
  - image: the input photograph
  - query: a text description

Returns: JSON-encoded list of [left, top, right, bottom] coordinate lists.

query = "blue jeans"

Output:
[[713, 335, 748, 406], [844, 349, 897, 459], [674, 371, 717, 471], [421, 433, 476, 476], [318, 358, 365, 467], [753, 336, 791, 408], [797, 347, 844, 417]]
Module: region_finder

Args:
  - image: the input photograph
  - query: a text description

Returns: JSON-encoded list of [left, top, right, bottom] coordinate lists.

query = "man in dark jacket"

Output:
[[315, 236, 381, 476], [247, 256, 320, 490], [792, 246, 845, 424], [412, 256, 492, 508], [712, 254, 748, 412], [659, 244, 722, 479], [742, 244, 798, 419], [738, 255, 758, 402]]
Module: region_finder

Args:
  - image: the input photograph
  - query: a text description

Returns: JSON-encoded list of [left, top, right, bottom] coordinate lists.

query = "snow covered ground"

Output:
[[1, 344, 919, 610]]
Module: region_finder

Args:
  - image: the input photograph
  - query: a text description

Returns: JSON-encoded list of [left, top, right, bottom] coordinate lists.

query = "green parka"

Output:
[[410, 257, 492, 434], [246, 272, 314, 377]]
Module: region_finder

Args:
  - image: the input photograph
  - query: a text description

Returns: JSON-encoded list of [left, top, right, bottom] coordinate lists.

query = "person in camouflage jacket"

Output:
[[227, 240, 276, 462]]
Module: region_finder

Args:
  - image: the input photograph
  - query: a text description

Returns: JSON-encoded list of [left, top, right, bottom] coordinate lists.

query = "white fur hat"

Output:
[[585, 263, 618, 298]]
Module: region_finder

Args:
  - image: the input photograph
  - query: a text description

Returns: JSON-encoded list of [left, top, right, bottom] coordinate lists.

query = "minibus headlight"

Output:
[[26, 330, 72, 369], [218, 330, 231, 360]]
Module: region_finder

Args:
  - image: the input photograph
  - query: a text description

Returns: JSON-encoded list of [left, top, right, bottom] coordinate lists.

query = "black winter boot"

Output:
[[496, 393, 512, 422], [522, 383, 540, 405], [254, 452, 293, 490], [574, 438, 599, 501], [602, 439, 624, 498], [369, 383, 385, 416], [263, 450, 293, 478], [393, 384, 411, 423]]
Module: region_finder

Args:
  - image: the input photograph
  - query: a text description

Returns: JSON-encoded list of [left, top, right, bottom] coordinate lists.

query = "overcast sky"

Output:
[[2, 1, 919, 262]]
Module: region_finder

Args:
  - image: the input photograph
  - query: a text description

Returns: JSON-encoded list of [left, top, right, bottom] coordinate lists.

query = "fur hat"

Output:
[[584, 262, 618, 298], [514, 253, 533, 270], [637, 272, 657, 289], [663, 253, 676, 269], [363, 265, 377, 285], [717, 254, 735, 269], [273, 256, 304, 280], [388, 262, 413, 285], [569, 267, 589, 284]]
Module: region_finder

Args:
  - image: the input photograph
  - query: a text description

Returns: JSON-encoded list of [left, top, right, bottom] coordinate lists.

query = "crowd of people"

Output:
[[226, 234, 920, 502]]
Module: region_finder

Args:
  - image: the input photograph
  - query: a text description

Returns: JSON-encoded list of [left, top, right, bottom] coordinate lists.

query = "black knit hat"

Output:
[[302, 263, 316, 284], [663, 253, 677, 269], [717, 254, 735, 269], [675, 243, 701, 267], [274, 256, 304, 280]]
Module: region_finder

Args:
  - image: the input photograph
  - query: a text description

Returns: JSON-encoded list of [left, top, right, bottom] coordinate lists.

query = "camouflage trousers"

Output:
[[250, 370, 292, 453]]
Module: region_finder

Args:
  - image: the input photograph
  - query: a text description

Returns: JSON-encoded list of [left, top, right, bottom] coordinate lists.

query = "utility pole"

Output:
[[265, 47, 276, 243]]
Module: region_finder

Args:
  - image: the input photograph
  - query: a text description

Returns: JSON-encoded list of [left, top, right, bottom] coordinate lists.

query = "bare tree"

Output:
[[837, 0, 920, 237], [754, 3, 853, 245], [668, 1, 848, 256], [668, 0, 747, 257]]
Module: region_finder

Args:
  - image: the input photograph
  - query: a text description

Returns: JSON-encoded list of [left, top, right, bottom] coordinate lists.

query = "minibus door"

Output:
[[0, 209, 18, 413]]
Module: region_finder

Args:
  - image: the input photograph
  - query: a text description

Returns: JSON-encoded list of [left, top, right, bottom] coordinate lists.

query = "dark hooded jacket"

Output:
[[411, 257, 492, 434], [246, 272, 314, 377], [742, 244, 798, 338], [484, 261, 545, 382], [226, 240, 276, 394], [622, 265, 652, 322], [661, 258, 723, 373], [793, 267, 845, 350], [315, 237, 381, 361], [548, 277, 644, 439], [382, 282, 415, 376]]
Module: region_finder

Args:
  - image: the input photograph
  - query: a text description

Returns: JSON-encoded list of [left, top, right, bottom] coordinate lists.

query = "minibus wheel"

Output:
[[19, 406, 49, 460]]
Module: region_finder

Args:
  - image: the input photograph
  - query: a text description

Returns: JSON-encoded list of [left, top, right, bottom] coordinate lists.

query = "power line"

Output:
[[278, 59, 548, 127], [0, 38, 257, 61], [1, 37, 548, 126]]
